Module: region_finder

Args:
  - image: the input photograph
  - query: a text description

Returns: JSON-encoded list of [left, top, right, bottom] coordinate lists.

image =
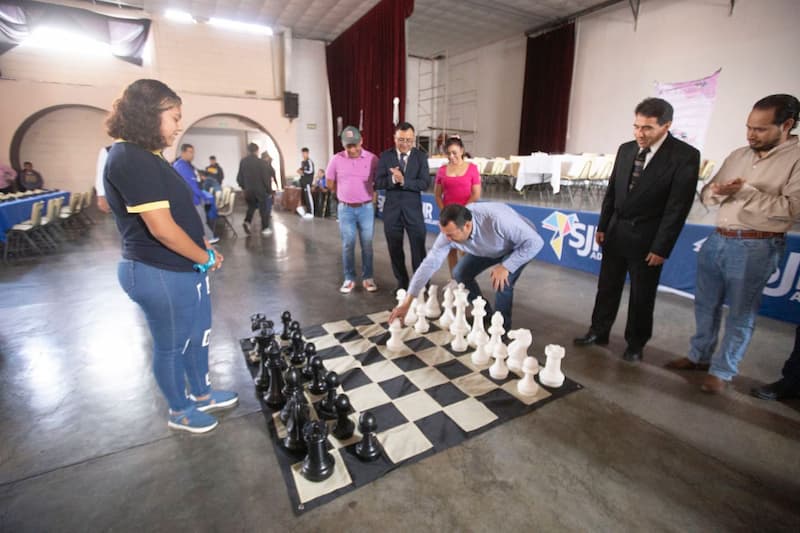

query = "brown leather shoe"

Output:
[[665, 357, 710, 371], [701, 374, 728, 393]]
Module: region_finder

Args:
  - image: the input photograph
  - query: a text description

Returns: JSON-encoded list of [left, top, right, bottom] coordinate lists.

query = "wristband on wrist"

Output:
[[193, 248, 216, 273]]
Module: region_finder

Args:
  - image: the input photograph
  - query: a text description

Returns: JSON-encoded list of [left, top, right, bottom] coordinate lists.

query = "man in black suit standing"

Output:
[[375, 122, 432, 290], [574, 98, 700, 362]]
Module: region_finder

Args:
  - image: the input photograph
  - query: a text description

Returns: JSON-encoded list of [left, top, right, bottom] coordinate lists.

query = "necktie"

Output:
[[400, 152, 407, 172], [628, 147, 650, 192]]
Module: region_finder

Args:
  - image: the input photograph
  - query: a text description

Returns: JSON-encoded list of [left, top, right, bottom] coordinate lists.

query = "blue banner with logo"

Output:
[[376, 192, 799, 324]]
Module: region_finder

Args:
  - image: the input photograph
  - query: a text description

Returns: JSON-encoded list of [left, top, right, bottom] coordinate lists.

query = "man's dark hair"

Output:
[[635, 97, 673, 125], [753, 94, 800, 130], [180, 143, 193, 152], [247, 142, 259, 154], [105, 79, 182, 151], [439, 203, 472, 228], [209, 155, 216, 160], [301, 147, 309, 152], [396, 122, 415, 133], [23, 161, 32, 166]]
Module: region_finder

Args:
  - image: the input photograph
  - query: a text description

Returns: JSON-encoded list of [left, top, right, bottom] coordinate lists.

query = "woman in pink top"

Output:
[[434, 137, 482, 273]]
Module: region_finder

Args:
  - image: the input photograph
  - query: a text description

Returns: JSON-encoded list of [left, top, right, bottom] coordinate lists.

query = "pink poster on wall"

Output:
[[655, 69, 721, 152]]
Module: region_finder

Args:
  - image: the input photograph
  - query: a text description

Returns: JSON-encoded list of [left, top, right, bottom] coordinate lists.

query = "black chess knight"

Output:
[[300, 420, 335, 482]]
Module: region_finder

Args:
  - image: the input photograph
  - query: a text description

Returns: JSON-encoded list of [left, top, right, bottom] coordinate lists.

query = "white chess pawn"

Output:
[[395, 288, 407, 309], [489, 340, 509, 380], [467, 296, 489, 348], [405, 295, 418, 325], [387, 319, 405, 352], [485, 312, 505, 357], [439, 286, 455, 328], [413, 299, 430, 334], [424, 284, 441, 318], [471, 339, 491, 365], [517, 356, 541, 396], [506, 328, 532, 373], [450, 286, 470, 335], [539, 344, 566, 388]]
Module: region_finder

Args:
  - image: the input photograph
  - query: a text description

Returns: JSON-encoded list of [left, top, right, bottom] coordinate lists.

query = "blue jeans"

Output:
[[452, 253, 529, 330], [338, 203, 374, 281], [118, 260, 212, 411], [688, 232, 785, 380]]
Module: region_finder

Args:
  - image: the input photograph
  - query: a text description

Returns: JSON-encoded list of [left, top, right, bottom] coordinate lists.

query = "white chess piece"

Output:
[[485, 312, 505, 357], [506, 329, 532, 373], [387, 319, 405, 352], [517, 356, 541, 396], [449, 290, 470, 352], [467, 296, 489, 348], [539, 344, 566, 387], [405, 295, 418, 325], [489, 340, 509, 380], [451, 285, 470, 334], [424, 284, 441, 318], [471, 339, 491, 365], [439, 286, 455, 328], [413, 299, 430, 334], [395, 288, 407, 309]]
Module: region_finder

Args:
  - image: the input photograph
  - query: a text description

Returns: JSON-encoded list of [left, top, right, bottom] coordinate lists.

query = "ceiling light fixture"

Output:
[[208, 17, 273, 36], [164, 9, 194, 23]]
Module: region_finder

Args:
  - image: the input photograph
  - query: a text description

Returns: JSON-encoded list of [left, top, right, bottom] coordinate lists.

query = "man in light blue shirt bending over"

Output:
[[389, 203, 544, 330]]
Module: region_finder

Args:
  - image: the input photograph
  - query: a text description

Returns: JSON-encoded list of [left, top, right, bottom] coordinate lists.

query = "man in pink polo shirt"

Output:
[[326, 126, 379, 294]]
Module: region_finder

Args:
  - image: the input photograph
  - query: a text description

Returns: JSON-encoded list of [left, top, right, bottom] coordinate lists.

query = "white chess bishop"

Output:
[[506, 329, 532, 373], [424, 284, 441, 318], [539, 344, 566, 387]]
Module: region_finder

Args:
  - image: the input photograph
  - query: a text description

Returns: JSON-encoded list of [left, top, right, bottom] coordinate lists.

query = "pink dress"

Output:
[[435, 163, 480, 206]]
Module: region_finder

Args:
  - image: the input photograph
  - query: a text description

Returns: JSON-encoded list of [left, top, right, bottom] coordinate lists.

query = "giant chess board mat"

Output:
[[240, 310, 583, 514]]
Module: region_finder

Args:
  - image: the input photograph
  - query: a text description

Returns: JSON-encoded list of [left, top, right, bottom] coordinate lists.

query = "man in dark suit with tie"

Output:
[[574, 98, 700, 362], [375, 122, 432, 290]]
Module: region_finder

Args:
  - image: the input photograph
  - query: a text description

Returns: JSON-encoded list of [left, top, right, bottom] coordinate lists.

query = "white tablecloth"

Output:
[[514, 153, 587, 194]]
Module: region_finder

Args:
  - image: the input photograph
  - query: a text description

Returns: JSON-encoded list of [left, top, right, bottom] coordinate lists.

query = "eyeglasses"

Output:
[[395, 137, 414, 144]]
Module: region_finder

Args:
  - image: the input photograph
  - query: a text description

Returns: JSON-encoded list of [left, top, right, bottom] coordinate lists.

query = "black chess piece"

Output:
[[267, 338, 288, 372], [302, 343, 317, 379], [289, 329, 306, 366], [300, 420, 335, 482], [308, 356, 327, 395], [250, 313, 266, 332], [254, 345, 271, 390], [289, 320, 301, 334], [280, 311, 292, 340], [332, 394, 355, 440], [318, 371, 339, 419], [280, 367, 304, 423], [263, 352, 286, 409], [281, 395, 310, 453], [355, 412, 381, 461]]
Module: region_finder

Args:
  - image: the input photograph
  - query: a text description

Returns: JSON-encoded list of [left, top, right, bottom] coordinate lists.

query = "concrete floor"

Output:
[[1, 202, 798, 532]]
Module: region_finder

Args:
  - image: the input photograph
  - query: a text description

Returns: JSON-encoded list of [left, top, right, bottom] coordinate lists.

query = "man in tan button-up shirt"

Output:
[[667, 94, 800, 393]]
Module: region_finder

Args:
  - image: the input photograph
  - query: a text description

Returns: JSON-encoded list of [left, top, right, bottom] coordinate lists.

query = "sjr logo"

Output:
[[764, 252, 800, 303], [567, 223, 603, 260], [541, 211, 602, 261]]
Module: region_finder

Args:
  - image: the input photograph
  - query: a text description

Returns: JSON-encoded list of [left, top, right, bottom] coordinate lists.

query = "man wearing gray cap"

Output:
[[325, 126, 379, 294]]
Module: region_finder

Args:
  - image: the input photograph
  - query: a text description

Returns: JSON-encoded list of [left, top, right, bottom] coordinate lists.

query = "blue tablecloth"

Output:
[[0, 191, 70, 242]]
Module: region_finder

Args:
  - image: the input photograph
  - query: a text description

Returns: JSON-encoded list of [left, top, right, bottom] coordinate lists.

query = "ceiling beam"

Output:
[[525, 0, 624, 37]]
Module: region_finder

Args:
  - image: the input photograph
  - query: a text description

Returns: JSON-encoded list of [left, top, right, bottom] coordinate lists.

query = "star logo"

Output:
[[541, 211, 580, 260]]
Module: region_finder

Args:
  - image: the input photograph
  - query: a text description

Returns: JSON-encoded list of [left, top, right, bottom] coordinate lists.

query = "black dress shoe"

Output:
[[622, 347, 642, 362], [751, 379, 800, 401], [573, 331, 609, 346]]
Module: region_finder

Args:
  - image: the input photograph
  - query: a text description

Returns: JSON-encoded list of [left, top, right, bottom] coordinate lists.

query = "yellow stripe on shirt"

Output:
[[126, 200, 170, 213]]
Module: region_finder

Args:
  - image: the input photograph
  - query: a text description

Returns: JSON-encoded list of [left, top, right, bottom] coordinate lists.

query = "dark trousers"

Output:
[[590, 242, 663, 350], [782, 325, 800, 384], [384, 209, 427, 289], [244, 190, 272, 230], [453, 253, 529, 330], [299, 176, 313, 212]]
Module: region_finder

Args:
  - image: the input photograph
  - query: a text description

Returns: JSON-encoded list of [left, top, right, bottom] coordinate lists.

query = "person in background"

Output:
[[204, 155, 224, 185], [103, 78, 237, 434], [0, 162, 17, 193], [751, 326, 800, 401], [237, 143, 274, 236], [434, 136, 481, 275], [172, 144, 218, 244], [17, 161, 43, 191], [326, 126, 378, 294], [297, 147, 315, 217], [95, 146, 112, 213]]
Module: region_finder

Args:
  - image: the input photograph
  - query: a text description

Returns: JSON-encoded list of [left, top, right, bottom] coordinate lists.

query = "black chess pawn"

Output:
[[280, 367, 305, 423], [280, 311, 292, 340], [301, 343, 317, 379], [308, 356, 328, 395], [289, 320, 301, 334], [300, 420, 335, 482], [317, 371, 339, 419], [332, 394, 355, 440], [355, 412, 382, 461], [263, 354, 286, 409], [289, 329, 306, 366], [281, 395, 310, 453]]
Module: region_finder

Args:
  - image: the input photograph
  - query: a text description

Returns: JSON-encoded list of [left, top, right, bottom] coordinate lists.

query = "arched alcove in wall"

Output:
[[10, 104, 112, 193], [179, 114, 286, 191]]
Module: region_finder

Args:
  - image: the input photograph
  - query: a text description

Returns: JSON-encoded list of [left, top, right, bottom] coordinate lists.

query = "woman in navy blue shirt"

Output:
[[104, 79, 237, 433]]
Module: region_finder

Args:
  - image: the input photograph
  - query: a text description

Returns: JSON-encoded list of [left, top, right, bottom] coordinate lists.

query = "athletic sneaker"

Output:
[[168, 405, 218, 434], [191, 389, 239, 413], [363, 279, 378, 292], [208, 236, 220, 244], [261, 227, 273, 236], [340, 280, 355, 294], [242, 221, 251, 235]]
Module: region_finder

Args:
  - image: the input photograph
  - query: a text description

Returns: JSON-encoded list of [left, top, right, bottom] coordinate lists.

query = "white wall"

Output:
[[291, 39, 333, 173], [567, 0, 800, 165]]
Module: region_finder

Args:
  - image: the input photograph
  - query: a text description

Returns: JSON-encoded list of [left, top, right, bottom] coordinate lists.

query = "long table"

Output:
[[375, 191, 800, 324], [514, 153, 589, 194], [0, 191, 70, 242]]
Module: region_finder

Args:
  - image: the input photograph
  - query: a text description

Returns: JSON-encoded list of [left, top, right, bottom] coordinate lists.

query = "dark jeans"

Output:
[[452, 253, 529, 330], [244, 190, 272, 230], [782, 325, 800, 384]]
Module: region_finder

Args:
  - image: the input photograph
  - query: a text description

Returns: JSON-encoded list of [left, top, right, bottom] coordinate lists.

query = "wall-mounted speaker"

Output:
[[284, 91, 299, 119]]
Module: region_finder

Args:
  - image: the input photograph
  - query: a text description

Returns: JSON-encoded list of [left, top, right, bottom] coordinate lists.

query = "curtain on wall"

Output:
[[326, 0, 414, 154], [0, 0, 150, 66], [518, 23, 575, 154]]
